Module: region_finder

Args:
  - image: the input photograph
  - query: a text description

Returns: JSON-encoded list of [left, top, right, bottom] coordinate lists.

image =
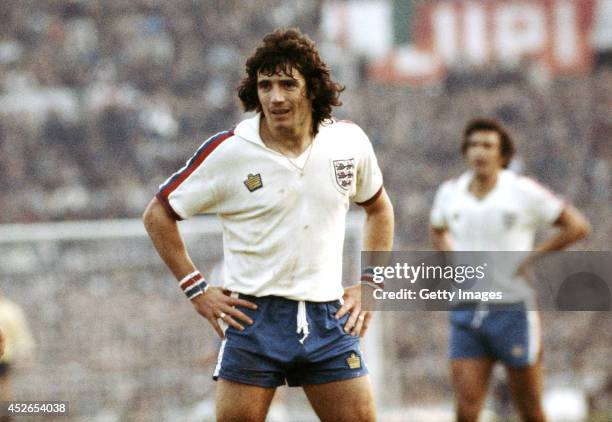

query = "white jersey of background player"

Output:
[[431, 168, 565, 303]]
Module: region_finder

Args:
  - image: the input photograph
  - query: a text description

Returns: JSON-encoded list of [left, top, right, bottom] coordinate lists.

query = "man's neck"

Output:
[[260, 118, 313, 158], [469, 171, 499, 199]]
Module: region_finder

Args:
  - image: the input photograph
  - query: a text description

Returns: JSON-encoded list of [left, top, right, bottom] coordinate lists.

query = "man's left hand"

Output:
[[335, 284, 372, 337]]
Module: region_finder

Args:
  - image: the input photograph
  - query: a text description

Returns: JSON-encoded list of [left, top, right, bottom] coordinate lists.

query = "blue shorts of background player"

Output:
[[449, 303, 541, 367], [213, 294, 368, 387]]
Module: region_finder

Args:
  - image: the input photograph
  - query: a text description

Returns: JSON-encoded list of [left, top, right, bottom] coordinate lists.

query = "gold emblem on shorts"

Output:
[[511, 345, 525, 358], [244, 173, 263, 192], [346, 353, 361, 369]]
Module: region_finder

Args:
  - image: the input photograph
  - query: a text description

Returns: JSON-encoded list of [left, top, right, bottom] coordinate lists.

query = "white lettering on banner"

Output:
[[464, 2, 488, 65], [495, 3, 546, 65], [321, 1, 393, 60], [432, 3, 458, 64], [555, 0, 580, 66]]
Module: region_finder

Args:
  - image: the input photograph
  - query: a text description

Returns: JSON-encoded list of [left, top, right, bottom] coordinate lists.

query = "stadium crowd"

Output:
[[1, 1, 609, 249], [1, 1, 609, 238], [0, 0, 320, 222], [0, 0, 610, 419]]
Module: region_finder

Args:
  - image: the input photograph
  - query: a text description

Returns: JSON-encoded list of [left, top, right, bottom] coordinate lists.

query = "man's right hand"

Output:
[[191, 287, 258, 339]]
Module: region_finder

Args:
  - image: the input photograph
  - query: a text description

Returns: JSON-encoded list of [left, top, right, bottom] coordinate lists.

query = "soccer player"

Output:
[[143, 28, 394, 422], [0, 292, 35, 404], [430, 118, 590, 422]]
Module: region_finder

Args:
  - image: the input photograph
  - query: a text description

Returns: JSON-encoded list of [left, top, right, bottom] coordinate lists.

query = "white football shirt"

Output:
[[157, 114, 383, 301], [430, 170, 565, 302]]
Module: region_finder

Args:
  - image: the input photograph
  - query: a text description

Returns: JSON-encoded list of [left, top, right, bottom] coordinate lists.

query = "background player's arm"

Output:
[[430, 226, 454, 251], [535, 205, 591, 253], [143, 197, 256, 339], [337, 188, 394, 337], [430, 181, 453, 251], [518, 204, 591, 276]]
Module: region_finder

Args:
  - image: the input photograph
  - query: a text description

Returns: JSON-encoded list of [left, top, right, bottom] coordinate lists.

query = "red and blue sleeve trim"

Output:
[[158, 130, 234, 199], [155, 130, 234, 220], [155, 191, 183, 220]]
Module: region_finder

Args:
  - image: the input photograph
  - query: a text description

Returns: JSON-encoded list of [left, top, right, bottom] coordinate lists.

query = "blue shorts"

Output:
[[213, 295, 368, 387], [449, 303, 541, 368]]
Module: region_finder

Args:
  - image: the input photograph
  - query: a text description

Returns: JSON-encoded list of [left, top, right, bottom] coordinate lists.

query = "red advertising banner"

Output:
[[370, 0, 596, 84]]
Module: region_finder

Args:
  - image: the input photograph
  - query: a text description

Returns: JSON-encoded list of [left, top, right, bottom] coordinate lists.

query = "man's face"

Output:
[[465, 130, 505, 176], [257, 66, 312, 137]]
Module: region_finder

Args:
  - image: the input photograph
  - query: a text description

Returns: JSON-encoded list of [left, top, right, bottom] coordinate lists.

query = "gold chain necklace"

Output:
[[283, 139, 314, 175]]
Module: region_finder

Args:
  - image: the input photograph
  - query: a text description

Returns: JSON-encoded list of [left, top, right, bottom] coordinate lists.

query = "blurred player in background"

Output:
[[144, 28, 394, 422], [430, 118, 590, 422], [0, 292, 35, 407]]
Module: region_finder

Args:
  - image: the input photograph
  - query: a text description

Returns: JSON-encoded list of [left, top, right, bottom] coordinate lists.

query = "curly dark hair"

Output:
[[237, 28, 344, 135], [461, 118, 516, 168]]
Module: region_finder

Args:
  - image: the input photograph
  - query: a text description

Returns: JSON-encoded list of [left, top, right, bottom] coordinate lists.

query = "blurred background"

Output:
[[0, 0, 610, 420]]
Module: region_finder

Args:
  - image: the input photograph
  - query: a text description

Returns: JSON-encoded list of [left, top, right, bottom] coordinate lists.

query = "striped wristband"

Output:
[[179, 271, 208, 300], [361, 266, 384, 289]]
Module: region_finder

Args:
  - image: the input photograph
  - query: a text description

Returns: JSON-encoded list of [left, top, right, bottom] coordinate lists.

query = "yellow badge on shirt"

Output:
[[244, 173, 263, 192]]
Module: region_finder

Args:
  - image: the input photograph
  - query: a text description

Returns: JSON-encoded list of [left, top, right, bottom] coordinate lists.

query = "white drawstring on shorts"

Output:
[[296, 300, 310, 344], [470, 303, 489, 329]]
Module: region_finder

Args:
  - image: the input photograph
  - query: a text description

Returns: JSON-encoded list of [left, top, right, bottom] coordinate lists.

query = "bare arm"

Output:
[[143, 197, 198, 279], [534, 205, 591, 253], [143, 197, 256, 338], [362, 188, 395, 251], [516, 205, 590, 279], [430, 226, 454, 251], [337, 188, 394, 337]]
